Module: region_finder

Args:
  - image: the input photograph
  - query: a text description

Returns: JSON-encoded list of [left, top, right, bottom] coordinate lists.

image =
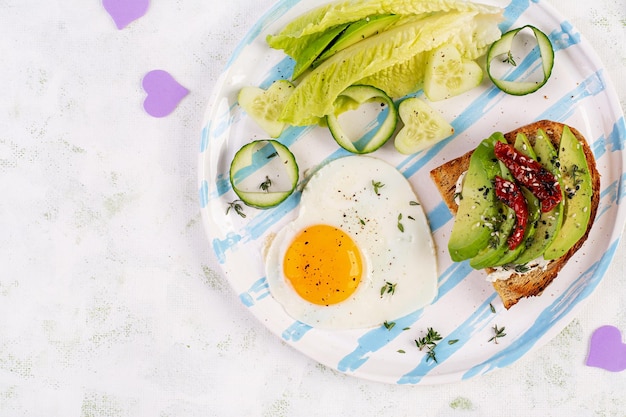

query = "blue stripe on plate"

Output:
[[334, 261, 474, 372], [260, 57, 296, 88], [596, 173, 626, 219], [282, 321, 312, 341], [213, 233, 242, 264], [338, 309, 424, 373], [538, 71, 606, 121], [607, 117, 626, 153], [239, 277, 271, 307], [200, 123, 210, 153], [550, 20, 581, 51], [500, 0, 536, 33], [426, 201, 453, 233], [397, 293, 498, 384], [199, 180, 209, 208]]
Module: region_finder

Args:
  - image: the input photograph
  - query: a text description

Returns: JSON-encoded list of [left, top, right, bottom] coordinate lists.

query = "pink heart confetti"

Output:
[[103, 0, 150, 30], [142, 70, 189, 118], [586, 325, 626, 372]]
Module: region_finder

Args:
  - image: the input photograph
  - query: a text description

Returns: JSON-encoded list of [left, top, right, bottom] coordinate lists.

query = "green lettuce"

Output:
[[280, 11, 482, 125], [267, 0, 501, 48], [358, 12, 502, 98], [357, 52, 428, 99]]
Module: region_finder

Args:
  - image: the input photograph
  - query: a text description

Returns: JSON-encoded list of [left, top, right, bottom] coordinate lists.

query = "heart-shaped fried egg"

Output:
[[264, 155, 438, 329]]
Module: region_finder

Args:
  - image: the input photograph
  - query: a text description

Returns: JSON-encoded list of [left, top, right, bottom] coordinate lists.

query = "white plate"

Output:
[[199, 0, 626, 384]]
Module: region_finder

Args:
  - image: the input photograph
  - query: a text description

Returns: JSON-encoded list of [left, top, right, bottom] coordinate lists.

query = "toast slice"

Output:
[[430, 120, 600, 309]]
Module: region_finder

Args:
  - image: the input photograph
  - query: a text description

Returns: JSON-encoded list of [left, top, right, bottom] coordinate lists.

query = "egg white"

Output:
[[265, 155, 438, 330]]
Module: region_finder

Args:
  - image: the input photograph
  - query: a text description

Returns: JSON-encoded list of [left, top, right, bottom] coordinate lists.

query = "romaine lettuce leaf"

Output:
[[280, 11, 479, 125], [283, 13, 427, 80], [267, 0, 502, 48], [358, 12, 502, 98], [357, 52, 428, 99]]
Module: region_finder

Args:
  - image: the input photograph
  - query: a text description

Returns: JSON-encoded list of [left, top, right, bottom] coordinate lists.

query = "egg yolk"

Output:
[[283, 224, 362, 306]]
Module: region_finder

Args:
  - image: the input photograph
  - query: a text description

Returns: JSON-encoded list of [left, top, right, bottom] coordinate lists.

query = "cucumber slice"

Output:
[[326, 85, 397, 154], [486, 25, 554, 96], [238, 80, 295, 138], [423, 44, 483, 102], [394, 97, 454, 154], [229, 140, 299, 209]]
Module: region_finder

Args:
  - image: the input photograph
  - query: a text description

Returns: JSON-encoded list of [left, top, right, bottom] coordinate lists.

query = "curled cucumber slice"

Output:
[[486, 25, 554, 96], [326, 85, 397, 154], [229, 140, 299, 209]]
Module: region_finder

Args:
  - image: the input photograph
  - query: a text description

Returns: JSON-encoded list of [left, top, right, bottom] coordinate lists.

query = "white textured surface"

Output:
[[0, 0, 624, 416]]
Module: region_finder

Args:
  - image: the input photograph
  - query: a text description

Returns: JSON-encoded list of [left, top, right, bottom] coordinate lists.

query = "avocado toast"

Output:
[[430, 120, 600, 309]]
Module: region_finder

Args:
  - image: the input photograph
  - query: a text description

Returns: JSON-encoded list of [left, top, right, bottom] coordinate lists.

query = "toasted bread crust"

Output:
[[430, 120, 600, 309]]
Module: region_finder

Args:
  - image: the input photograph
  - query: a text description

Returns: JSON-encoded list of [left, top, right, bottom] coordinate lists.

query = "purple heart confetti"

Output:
[[103, 0, 150, 30], [142, 70, 189, 118], [586, 325, 626, 372]]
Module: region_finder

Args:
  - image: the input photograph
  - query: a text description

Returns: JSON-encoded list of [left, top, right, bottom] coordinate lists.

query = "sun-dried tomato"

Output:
[[494, 141, 562, 212], [494, 176, 528, 250]]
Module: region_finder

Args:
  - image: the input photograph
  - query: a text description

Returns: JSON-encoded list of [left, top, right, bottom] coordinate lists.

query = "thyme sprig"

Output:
[[503, 50, 517, 66], [372, 180, 385, 195], [415, 327, 443, 363], [259, 176, 272, 192], [489, 324, 507, 344], [397, 213, 404, 232], [226, 200, 246, 218], [380, 281, 397, 298]]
